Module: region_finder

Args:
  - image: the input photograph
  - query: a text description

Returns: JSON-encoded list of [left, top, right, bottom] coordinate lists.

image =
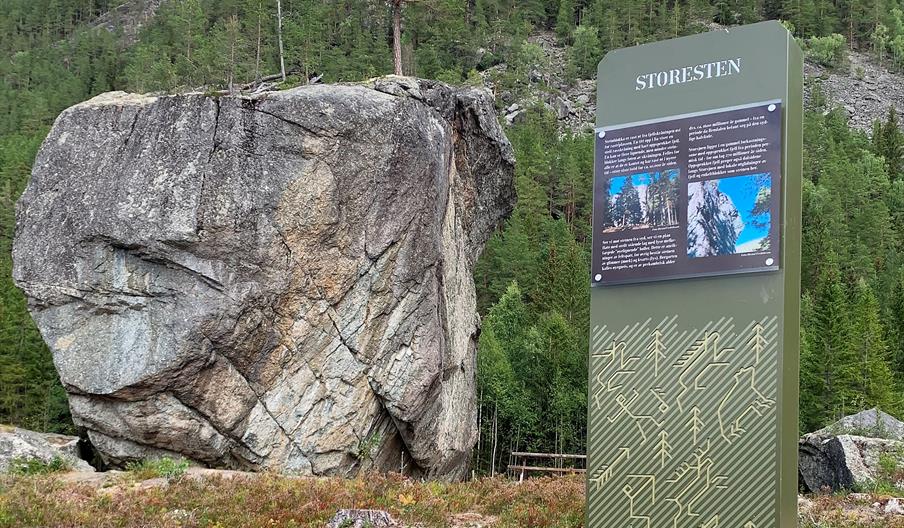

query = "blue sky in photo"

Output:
[[608, 170, 677, 196], [717, 173, 771, 245]]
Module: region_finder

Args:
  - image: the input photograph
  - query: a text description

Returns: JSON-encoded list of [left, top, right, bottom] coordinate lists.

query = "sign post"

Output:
[[588, 22, 802, 528]]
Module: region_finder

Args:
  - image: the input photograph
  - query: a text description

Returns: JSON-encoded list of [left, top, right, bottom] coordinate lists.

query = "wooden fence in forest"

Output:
[[507, 452, 586, 482]]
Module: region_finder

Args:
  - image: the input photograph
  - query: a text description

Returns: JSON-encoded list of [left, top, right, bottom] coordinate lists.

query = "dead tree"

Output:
[[391, 0, 403, 75], [277, 0, 287, 81]]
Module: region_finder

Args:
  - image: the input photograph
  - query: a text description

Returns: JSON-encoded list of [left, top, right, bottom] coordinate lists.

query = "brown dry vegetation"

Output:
[[800, 493, 904, 528], [0, 472, 584, 528], [4, 470, 904, 527]]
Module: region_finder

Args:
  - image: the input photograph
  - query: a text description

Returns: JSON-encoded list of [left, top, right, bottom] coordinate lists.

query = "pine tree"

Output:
[[613, 176, 643, 227], [799, 293, 823, 432]]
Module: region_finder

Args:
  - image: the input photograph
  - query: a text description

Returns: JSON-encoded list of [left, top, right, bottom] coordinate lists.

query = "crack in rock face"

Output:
[[12, 78, 515, 480]]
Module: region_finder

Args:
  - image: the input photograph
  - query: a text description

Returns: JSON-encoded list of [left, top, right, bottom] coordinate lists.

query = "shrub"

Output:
[[7, 456, 71, 476], [804, 34, 847, 68], [566, 25, 601, 82], [355, 434, 381, 462]]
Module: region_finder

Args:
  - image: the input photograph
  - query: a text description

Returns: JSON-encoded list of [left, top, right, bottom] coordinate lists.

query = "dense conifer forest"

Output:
[[3, 0, 904, 476]]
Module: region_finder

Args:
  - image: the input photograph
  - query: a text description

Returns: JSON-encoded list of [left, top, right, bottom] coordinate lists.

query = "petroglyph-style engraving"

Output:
[[588, 316, 779, 527], [590, 446, 630, 491], [648, 328, 666, 377], [717, 366, 775, 445], [687, 406, 704, 445], [623, 474, 656, 528], [749, 323, 766, 364], [608, 389, 664, 444], [656, 431, 672, 468], [702, 516, 720, 528], [675, 329, 733, 413]]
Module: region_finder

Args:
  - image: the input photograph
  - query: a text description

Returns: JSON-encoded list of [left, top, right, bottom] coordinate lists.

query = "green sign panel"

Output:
[[588, 22, 802, 528]]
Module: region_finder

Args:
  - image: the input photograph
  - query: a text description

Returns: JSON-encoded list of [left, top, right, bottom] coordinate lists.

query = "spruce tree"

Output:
[[878, 107, 904, 181], [886, 273, 904, 377], [850, 279, 899, 414], [811, 254, 858, 424], [556, 0, 575, 42]]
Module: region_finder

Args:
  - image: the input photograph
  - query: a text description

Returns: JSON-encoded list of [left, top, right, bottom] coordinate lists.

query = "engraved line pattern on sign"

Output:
[[590, 446, 630, 491], [701, 515, 720, 528], [587, 316, 780, 527], [648, 328, 666, 377]]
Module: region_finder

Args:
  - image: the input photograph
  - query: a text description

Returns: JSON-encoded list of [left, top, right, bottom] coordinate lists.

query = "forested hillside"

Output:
[[4, 0, 904, 476]]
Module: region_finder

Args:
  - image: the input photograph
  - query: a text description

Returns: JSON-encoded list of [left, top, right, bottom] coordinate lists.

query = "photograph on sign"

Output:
[[591, 101, 782, 285]]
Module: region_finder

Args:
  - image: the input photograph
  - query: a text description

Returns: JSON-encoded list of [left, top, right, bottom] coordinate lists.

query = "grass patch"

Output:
[[125, 457, 190, 481], [3, 470, 903, 528], [6, 456, 70, 476], [0, 472, 585, 527]]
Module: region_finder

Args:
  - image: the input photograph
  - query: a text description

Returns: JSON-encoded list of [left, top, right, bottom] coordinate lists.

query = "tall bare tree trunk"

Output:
[[490, 400, 498, 477], [255, 0, 262, 82], [476, 388, 483, 474], [277, 0, 286, 82], [392, 0, 403, 75]]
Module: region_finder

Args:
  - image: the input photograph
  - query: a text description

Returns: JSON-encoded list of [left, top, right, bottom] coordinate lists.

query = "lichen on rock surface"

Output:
[[12, 77, 515, 479]]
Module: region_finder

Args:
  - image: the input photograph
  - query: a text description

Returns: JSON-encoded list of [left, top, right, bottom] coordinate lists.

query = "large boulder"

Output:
[[12, 78, 515, 479], [799, 409, 904, 492], [812, 408, 904, 440], [0, 425, 94, 473]]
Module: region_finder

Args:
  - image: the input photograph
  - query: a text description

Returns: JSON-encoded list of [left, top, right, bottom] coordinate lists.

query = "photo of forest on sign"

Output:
[[687, 173, 772, 258], [603, 169, 679, 232]]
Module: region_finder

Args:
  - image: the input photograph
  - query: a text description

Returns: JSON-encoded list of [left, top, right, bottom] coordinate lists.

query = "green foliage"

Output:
[[6, 456, 71, 476], [804, 33, 847, 67], [126, 457, 190, 481], [799, 105, 904, 433], [874, 107, 904, 181], [555, 0, 575, 43], [565, 25, 601, 82], [355, 434, 382, 462]]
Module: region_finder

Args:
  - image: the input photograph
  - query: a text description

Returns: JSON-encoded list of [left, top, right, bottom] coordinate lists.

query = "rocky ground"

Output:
[[479, 30, 596, 134], [490, 28, 904, 136], [806, 49, 904, 131]]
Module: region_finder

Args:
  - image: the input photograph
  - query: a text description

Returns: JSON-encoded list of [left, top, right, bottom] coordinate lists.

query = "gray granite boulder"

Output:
[[0, 425, 94, 473], [814, 408, 904, 440], [12, 78, 515, 479], [800, 409, 904, 492]]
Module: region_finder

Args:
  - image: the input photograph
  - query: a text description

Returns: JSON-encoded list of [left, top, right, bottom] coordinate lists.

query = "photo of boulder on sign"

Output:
[[687, 173, 771, 258]]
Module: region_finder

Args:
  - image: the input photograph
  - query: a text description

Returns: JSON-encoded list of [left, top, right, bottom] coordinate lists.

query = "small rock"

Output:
[[576, 94, 591, 105], [165, 509, 195, 522], [328, 509, 396, 528], [505, 110, 524, 125], [450, 512, 498, 527], [552, 97, 571, 120], [886, 498, 904, 514], [506, 103, 520, 113]]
